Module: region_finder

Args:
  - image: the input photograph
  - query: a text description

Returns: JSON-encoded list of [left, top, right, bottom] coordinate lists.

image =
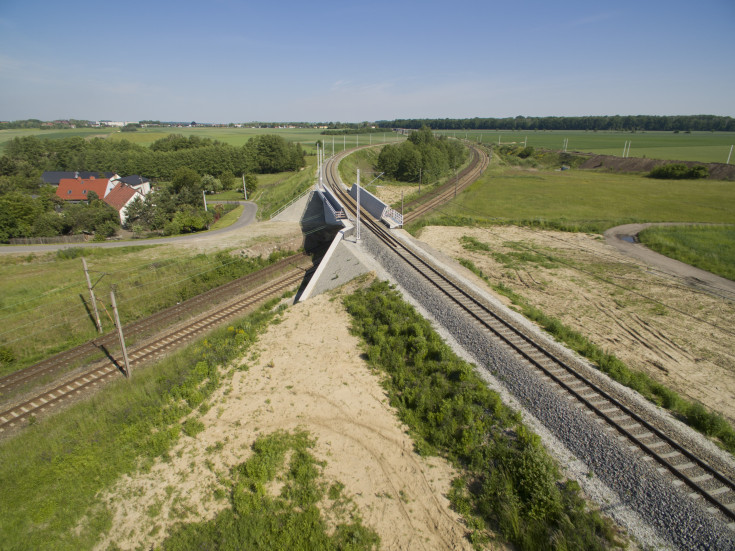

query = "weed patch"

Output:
[[159, 430, 379, 550], [344, 280, 622, 550]]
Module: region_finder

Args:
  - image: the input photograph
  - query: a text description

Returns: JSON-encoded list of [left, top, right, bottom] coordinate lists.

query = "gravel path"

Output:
[[350, 229, 735, 550], [604, 223, 735, 301]]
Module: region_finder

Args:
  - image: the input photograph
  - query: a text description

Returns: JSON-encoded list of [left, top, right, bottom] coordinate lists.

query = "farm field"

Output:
[[436, 130, 735, 164], [419, 166, 735, 234]]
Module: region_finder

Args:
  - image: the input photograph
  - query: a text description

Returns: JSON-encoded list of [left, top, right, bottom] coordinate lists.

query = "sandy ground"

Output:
[[94, 279, 473, 551], [417, 225, 735, 424], [373, 185, 419, 208]]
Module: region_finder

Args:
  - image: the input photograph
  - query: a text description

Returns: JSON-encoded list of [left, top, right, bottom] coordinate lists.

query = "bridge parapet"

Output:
[[348, 184, 402, 227]]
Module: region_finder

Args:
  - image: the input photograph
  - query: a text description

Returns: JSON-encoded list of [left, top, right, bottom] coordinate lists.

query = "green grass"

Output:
[[0, 299, 286, 551], [638, 225, 735, 281], [159, 430, 379, 550], [254, 158, 317, 219], [437, 130, 735, 163], [343, 280, 622, 550], [416, 165, 735, 234], [210, 205, 243, 230], [0, 246, 296, 375], [457, 255, 735, 454]]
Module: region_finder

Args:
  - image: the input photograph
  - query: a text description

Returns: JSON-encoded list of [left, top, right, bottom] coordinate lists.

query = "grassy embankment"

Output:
[[1, 295, 368, 550], [344, 280, 623, 550], [0, 246, 296, 377], [638, 225, 735, 281]]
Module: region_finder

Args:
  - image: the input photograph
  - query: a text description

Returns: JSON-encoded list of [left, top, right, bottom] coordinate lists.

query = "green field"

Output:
[[436, 130, 735, 164], [638, 225, 735, 281], [422, 166, 735, 234], [0, 126, 405, 156]]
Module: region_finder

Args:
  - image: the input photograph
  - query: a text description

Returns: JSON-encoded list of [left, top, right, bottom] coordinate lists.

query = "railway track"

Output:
[[324, 147, 735, 528], [402, 142, 489, 224], [0, 259, 311, 434], [0, 253, 311, 400]]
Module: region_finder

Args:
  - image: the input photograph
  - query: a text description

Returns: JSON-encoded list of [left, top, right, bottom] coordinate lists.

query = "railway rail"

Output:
[[323, 146, 735, 528], [0, 257, 312, 434], [0, 253, 311, 400]]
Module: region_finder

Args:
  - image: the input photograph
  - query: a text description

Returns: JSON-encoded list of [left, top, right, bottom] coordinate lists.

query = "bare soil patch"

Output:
[[579, 154, 735, 180], [94, 281, 472, 550], [418, 225, 735, 424]]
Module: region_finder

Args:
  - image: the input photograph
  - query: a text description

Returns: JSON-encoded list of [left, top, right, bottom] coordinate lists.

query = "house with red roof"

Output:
[[55, 176, 147, 225], [104, 184, 145, 225], [56, 177, 113, 201]]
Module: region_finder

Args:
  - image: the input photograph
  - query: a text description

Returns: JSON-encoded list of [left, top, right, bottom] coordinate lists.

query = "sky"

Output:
[[0, 0, 733, 123]]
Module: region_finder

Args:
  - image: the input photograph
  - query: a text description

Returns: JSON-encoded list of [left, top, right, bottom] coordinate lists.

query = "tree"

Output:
[[201, 174, 223, 193], [244, 173, 258, 196]]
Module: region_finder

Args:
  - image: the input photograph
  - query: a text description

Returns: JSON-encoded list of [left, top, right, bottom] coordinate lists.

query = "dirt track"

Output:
[[604, 223, 735, 301]]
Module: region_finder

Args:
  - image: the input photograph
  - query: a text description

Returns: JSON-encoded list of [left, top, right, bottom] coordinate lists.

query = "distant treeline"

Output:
[[375, 115, 735, 132], [0, 134, 305, 181]]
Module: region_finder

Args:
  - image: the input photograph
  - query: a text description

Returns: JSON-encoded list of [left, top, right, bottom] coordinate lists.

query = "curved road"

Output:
[[0, 201, 258, 254], [604, 222, 735, 300]]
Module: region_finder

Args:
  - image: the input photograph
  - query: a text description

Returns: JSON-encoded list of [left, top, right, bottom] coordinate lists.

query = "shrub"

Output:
[[648, 163, 708, 179]]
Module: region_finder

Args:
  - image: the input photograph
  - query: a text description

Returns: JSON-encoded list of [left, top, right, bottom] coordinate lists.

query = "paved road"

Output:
[[604, 222, 735, 301], [0, 201, 258, 254]]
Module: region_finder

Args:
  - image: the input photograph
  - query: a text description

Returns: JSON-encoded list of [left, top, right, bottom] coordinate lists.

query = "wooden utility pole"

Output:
[[82, 257, 103, 333], [110, 287, 131, 379]]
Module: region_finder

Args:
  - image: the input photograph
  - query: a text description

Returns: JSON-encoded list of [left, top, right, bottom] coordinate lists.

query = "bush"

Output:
[[648, 163, 709, 179]]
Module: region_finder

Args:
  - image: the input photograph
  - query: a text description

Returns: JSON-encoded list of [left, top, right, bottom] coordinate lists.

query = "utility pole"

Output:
[[727, 145, 733, 165], [202, 190, 207, 211], [242, 174, 248, 200], [356, 169, 361, 241], [110, 286, 131, 379], [82, 257, 102, 333]]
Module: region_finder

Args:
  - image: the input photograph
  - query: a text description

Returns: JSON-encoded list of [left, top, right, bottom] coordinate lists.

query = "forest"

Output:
[[377, 114, 735, 132], [376, 126, 467, 184], [0, 134, 305, 242]]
